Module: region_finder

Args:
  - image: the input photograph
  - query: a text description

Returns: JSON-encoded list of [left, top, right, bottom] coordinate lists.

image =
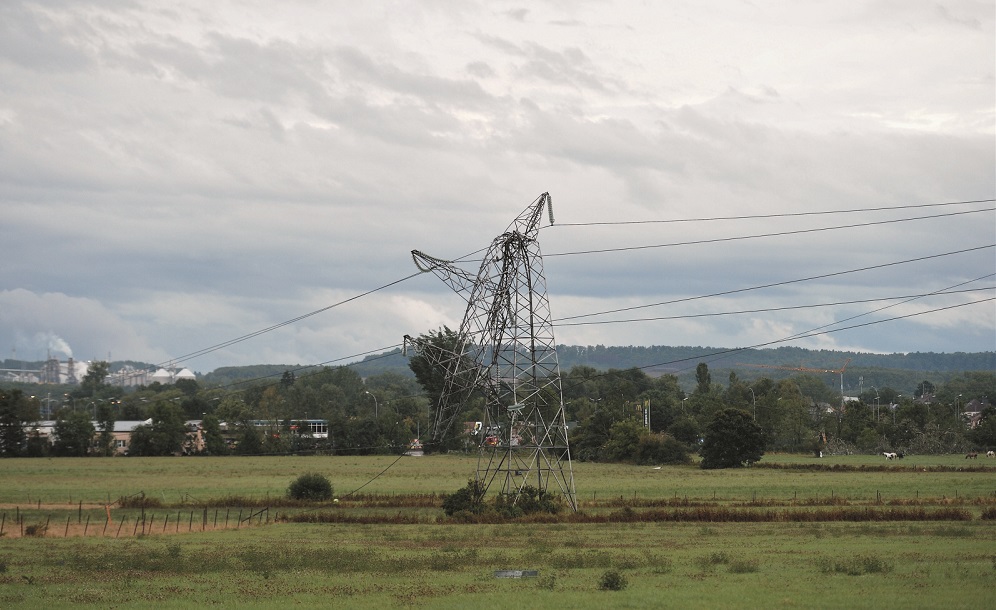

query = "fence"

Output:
[[0, 505, 270, 539]]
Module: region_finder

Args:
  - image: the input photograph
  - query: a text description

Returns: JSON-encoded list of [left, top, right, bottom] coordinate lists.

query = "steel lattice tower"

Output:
[[404, 193, 577, 511]]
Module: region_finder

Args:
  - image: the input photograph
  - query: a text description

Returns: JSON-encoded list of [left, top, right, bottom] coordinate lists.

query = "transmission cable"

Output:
[[556, 284, 995, 326], [556, 244, 995, 322], [156, 244, 492, 370], [545, 198, 994, 227], [544, 207, 993, 258], [154, 201, 991, 369], [559, 297, 994, 393]]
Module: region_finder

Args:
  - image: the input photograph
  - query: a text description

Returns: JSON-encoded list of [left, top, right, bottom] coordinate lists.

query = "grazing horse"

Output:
[[988, 451, 995, 458], [895, 451, 905, 459], [883, 452, 897, 460], [965, 452, 978, 459]]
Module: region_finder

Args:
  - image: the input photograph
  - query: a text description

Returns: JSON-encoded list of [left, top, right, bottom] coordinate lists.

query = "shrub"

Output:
[[819, 554, 893, 576], [636, 434, 691, 465], [728, 558, 760, 573], [495, 485, 562, 517], [117, 493, 163, 509], [23, 523, 47, 537], [537, 573, 557, 590], [442, 479, 486, 517], [287, 472, 334, 501], [598, 569, 628, 591]]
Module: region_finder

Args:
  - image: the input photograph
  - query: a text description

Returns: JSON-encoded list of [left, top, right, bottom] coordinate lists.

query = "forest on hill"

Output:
[[329, 344, 994, 397]]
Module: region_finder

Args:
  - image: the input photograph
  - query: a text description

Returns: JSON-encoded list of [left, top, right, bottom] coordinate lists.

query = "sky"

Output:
[[1, 0, 994, 375]]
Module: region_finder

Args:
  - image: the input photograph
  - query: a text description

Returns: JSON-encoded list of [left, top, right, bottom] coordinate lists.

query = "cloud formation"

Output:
[[1, 1, 993, 372]]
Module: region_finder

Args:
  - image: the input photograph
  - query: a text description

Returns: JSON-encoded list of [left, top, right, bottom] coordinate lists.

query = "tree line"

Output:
[[1, 347, 993, 463]]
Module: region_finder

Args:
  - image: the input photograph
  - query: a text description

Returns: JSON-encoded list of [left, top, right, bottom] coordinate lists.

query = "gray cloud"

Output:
[[0, 1, 992, 371]]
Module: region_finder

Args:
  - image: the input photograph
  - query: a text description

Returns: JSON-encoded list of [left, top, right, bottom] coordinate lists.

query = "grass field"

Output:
[[1, 453, 994, 608]]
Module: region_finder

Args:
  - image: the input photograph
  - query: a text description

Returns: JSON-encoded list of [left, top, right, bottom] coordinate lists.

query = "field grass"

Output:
[[0, 521, 993, 608], [1, 453, 994, 506], [0, 453, 994, 608]]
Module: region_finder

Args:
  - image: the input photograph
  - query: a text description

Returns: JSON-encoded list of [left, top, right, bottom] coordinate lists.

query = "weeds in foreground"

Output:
[[23, 524, 47, 537], [598, 569, 628, 591], [819, 554, 894, 576], [728, 558, 761, 573], [694, 552, 730, 571], [536, 573, 557, 590]]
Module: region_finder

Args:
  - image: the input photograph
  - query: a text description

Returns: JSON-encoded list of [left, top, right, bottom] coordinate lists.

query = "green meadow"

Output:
[[1, 454, 994, 608]]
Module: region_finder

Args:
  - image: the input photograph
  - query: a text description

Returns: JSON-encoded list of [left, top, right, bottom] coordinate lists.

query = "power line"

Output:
[[556, 244, 996, 322], [544, 198, 994, 228], [151, 199, 992, 372], [560, 297, 995, 393], [211, 344, 405, 393], [162, 274, 421, 368], [543, 207, 993, 258], [556, 285, 995, 327], [771, 274, 995, 346]]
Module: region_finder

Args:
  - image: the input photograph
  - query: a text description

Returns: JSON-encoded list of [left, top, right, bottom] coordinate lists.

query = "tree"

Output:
[[694, 363, 712, 395], [406, 327, 484, 450], [127, 402, 188, 456], [235, 422, 263, 455], [636, 434, 690, 465], [915, 380, 936, 399], [95, 402, 116, 456], [971, 406, 996, 448], [571, 403, 627, 461], [201, 413, 228, 455], [699, 408, 765, 469], [280, 370, 296, 388], [668, 416, 701, 449], [80, 361, 110, 397], [53, 410, 95, 457], [601, 418, 645, 462], [408, 327, 465, 405], [0, 390, 28, 457]]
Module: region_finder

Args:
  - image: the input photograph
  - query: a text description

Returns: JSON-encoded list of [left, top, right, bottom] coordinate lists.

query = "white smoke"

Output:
[[31, 331, 73, 358]]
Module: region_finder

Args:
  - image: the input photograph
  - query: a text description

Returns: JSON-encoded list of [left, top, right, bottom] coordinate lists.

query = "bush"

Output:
[[637, 434, 691, 465], [287, 472, 333, 501], [495, 485, 562, 517], [728, 558, 760, 573], [598, 569, 628, 591], [819, 554, 893, 576], [442, 479, 486, 517], [23, 523, 47, 537]]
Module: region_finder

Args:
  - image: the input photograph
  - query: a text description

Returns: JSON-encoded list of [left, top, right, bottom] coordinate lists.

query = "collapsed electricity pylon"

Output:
[[403, 192, 577, 511]]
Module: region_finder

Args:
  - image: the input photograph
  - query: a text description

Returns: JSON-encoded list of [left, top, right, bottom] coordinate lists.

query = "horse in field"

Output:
[[883, 452, 897, 460], [988, 451, 995, 458], [965, 452, 978, 459]]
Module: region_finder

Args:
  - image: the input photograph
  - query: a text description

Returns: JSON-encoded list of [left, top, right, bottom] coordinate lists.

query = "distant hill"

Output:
[[8, 346, 990, 396], [344, 344, 994, 395]]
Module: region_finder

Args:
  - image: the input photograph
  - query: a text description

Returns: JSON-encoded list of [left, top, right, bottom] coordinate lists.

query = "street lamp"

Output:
[[364, 391, 379, 417]]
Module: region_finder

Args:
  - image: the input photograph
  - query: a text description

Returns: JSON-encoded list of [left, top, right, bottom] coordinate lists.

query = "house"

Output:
[[23, 419, 205, 455]]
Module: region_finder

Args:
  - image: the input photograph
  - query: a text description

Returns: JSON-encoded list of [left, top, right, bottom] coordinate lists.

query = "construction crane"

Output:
[[737, 358, 851, 414]]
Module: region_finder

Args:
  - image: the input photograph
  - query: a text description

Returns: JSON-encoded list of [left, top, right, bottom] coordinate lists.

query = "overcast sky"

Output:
[[1, 0, 994, 374]]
